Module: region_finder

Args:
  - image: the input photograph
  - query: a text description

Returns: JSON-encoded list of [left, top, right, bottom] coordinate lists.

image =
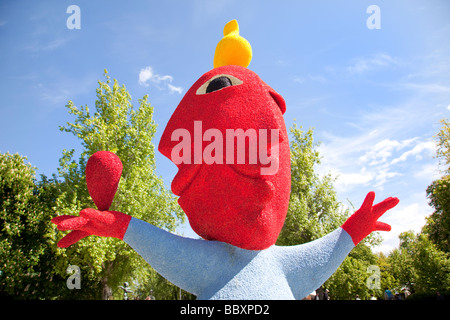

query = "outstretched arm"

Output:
[[123, 217, 235, 296], [51, 150, 226, 295], [279, 227, 355, 300], [281, 191, 399, 299], [52, 210, 231, 296]]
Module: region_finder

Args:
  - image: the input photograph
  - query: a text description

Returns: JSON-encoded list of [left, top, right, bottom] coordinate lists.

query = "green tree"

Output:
[[387, 231, 416, 293], [0, 152, 66, 299], [434, 119, 450, 171], [424, 119, 450, 252], [277, 124, 349, 246], [53, 71, 184, 299], [277, 124, 389, 300], [425, 176, 450, 253], [388, 231, 450, 296], [134, 271, 195, 300], [324, 244, 380, 300], [412, 233, 450, 293], [376, 252, 400, 298]]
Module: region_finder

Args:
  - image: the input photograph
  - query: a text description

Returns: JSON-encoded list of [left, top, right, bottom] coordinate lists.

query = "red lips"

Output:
[[171, 163, 202, 196]]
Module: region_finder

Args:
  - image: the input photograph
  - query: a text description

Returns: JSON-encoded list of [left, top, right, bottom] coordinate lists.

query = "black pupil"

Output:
[[206, 76, 232, 93]]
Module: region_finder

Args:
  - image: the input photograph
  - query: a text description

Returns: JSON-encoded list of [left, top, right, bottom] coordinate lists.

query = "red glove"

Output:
[[341, 191, 399, 246], [52, 151, 129, 248], [52, 209, 131, 248]]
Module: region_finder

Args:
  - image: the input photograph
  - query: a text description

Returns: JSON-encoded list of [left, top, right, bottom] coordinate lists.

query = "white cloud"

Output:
[[373, 168, 402, 190], [138, 66, 183, 94], [293, 52, 394, 85], [315, 101, 441, 254], [22, 36, 71, 52], [359, 138, 414, 166], [376, 200, 432, 254], [319, 135, 434, 193], [167, 83, 183, 95], [391, 141, 436, 165], [139, 66, 171, 86], [35, 73, 97, 108], [345, 53, 397, 75], [400, 82, 450, 94], [336, 169, 374, 188], [413, 163, 441, 181], [138, 67, 153, 86]]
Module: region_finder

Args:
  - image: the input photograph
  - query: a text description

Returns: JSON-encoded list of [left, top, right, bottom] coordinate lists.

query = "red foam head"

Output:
[[86, 151, 123, 211], [159, 65, 291, 250]]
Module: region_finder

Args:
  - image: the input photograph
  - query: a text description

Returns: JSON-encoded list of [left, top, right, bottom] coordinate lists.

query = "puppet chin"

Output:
[[177, 163, 286, 250]]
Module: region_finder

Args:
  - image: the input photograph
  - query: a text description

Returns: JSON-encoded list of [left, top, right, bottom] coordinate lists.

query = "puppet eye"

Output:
[[206, 76, 232, 93], [196, 74, 243, 95]]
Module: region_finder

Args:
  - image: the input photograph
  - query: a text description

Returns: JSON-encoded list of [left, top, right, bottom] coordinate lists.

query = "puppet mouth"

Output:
[[172, 162, 275, 207], [171, 163, 202, 196], [171, 128, 282, 196], [176, 162, 276, 244]]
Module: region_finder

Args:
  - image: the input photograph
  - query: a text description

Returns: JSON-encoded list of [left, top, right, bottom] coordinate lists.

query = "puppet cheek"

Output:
[[178, 163, 276, 249]]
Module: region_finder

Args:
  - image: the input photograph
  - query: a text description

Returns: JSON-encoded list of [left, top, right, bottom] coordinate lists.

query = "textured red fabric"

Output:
[[86, 151, 123, 211], [341, 191, 399, 246], [52, 209, 132, 248], [52, 151, 130, 248], [158, 65, 291, 250]]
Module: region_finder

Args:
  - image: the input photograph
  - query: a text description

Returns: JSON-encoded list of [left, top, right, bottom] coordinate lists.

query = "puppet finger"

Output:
[[375, 221, 391, 232], [54, 216, 89, 231], [360, 191, 376, 212], [57, 230, 90, 248], [372, 197, 399, 218]]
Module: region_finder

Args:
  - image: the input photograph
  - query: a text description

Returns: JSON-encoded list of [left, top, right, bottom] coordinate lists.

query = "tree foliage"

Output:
[[425, 175, 450, 253], [0, 153, 66, 299], [387, 231, 450, 296], [325, 245, 379, 300], [277, 124, 349, 246], [424, 119, 450, 253], [412, 233, 449, 292], [434, 119, 450, 172]]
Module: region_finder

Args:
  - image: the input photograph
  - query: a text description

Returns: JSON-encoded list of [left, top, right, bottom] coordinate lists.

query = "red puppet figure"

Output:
[[52, 20, 399, 300]]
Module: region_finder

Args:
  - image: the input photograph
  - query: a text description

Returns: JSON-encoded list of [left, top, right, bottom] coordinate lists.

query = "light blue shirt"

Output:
[[123, 217, 354, 300]]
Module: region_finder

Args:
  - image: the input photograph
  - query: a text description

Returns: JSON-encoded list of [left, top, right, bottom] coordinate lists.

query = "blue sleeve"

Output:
[[277, 227, 355, 300], [122, 217, 230, 296]]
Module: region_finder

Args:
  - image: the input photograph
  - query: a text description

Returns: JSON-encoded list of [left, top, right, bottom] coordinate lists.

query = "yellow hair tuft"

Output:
[[213, 20, 252, 68]]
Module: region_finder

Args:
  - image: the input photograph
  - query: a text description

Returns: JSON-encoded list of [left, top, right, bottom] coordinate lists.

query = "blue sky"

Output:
[[1, 0, 449, 253]]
